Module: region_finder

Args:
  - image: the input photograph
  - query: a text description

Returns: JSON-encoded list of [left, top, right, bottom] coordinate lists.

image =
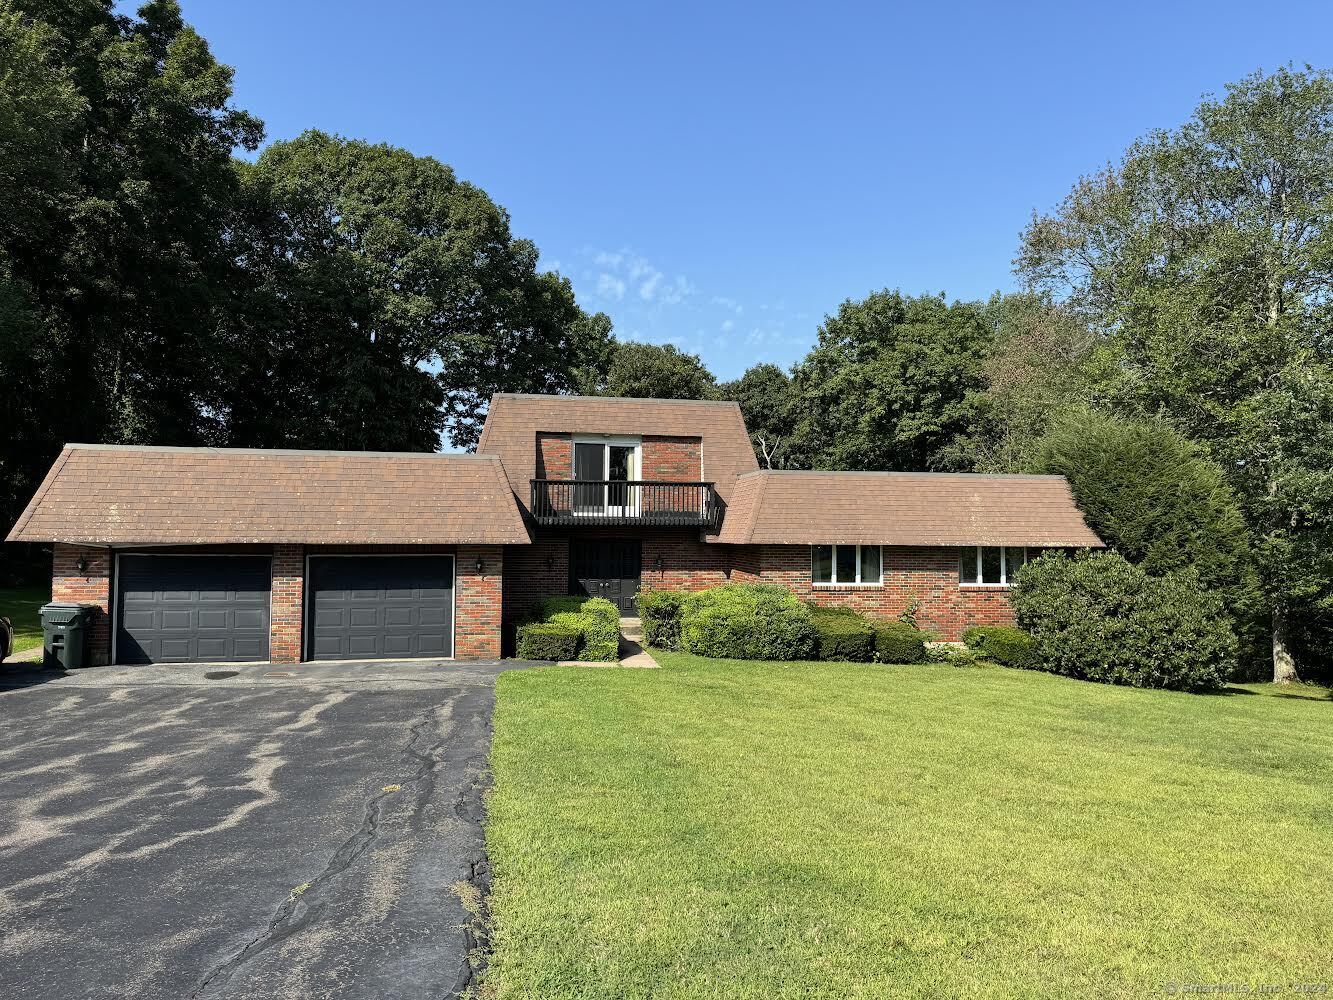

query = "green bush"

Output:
[[810, 607, 876, 661], [636, 589, 687, 650], [528, 595, 620, 662], [515, 621, 581, 661], [874, 622, 927, 664], [962, 625, 1039, 668], [680, 584, 816, 660], [1011, 551, 1236, 692], [926, 644, 983, 666]]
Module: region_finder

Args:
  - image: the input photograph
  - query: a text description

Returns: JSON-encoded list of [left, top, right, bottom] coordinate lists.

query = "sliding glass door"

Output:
[[573, 440, 640, 514]]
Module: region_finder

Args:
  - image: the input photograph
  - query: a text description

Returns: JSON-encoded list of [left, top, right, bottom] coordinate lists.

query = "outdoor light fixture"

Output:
[[475, 556, 485, 574], [545, 555, 555, 571], [654, 554, 664, 571], [76, 555, 88, 574]]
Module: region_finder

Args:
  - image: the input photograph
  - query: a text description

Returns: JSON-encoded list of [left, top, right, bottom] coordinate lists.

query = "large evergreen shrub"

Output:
[[809, 607, 877, 661], [680, 584, 816, 660], [526, 595, 620, 662], [635, 589, 687, 649], [1011, 552, 1236, 692], [874, 622, 928, 664]]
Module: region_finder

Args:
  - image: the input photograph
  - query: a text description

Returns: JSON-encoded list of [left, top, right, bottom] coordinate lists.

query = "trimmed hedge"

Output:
[[636, 589, 686, 650], [1011, 551, 1235, 692], [515, 621, 581, 661], [522, 595, 620, 662], [962, 625, 1039, 668], [680, 584, 816, 660], [874, 622, 927, 664], [810, 607, 876, 661]]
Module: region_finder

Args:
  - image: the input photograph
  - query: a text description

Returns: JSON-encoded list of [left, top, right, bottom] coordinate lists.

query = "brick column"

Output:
[[456, 545, 503, 659], [270, 544, 304, 663], [52, 544, 112, 665]]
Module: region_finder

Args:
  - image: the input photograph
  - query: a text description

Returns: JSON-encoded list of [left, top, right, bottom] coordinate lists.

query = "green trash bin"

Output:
[[41, 603, 95, 670]]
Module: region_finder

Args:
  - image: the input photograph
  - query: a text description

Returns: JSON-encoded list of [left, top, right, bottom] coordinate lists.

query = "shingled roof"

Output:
[[476, 393, 759, 508], [714, 470, 1103, 547], [6, 445, 531, 545]]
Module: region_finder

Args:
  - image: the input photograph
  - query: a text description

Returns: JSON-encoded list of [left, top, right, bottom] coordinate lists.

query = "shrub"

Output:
[[874, 622, 927, 664], [926, 644, 983, 666], [810, 607, 876, 661], [1011, 551, 1236, 692], [530, 595, 620, 662], [962, 625, 1039, 668], [680, 584, 816, 660], [516, 621, 581, 661], [636, 589, 686, 650]]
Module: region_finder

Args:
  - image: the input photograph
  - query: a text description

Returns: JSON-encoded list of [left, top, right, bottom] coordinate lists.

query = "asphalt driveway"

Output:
[[0, 659, 536, 999]]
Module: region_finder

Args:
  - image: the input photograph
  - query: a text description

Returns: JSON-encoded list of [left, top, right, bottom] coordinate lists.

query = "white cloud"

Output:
[[596, 273, 626, 300], [721, 319, 735, 332]]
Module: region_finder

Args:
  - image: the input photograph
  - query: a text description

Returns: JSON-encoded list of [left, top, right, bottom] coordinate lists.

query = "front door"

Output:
[[570, 540, 642, 615]]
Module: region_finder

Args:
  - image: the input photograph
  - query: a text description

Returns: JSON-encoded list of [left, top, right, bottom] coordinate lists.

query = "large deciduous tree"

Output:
[[790, 291, 991, 471], [720, 363, 798, 468], [218, 131, 610, 451], [1018, 65, 1333, 682], [595, 341, 720, 400], [0, 0, 261, 538]]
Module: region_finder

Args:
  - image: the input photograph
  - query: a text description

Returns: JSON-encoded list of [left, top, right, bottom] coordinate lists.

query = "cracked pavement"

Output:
[[0, 659, 536, 999]]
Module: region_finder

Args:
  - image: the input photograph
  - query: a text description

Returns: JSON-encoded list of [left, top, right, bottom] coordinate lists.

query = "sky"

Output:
[[164, 0, 1333, 382]]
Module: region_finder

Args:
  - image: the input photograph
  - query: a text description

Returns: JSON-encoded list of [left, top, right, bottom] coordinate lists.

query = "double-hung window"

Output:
[[812, 544, 882, 585], [959, 546, 1028, 586]]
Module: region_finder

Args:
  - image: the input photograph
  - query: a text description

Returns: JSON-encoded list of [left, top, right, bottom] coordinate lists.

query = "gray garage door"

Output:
[[116, 555, 271, 664], [307, 556, 454, 660]]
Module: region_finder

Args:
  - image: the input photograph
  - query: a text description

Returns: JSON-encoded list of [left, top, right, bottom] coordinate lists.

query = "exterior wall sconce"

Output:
[[76, 554, 89, 575], [474, 556, 485, 574], [545, 555, 555, 571], [654, 554, 664, 571]]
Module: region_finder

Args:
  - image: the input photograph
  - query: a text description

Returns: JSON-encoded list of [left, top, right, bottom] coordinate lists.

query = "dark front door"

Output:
[[570, 540, 641, 615], [307, 556, 454, 660], [116, 555, 271, 664]]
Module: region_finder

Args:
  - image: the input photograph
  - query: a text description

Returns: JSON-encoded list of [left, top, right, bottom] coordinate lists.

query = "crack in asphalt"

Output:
[[191, 702, 453, 998], [450, 763, 493, 996]]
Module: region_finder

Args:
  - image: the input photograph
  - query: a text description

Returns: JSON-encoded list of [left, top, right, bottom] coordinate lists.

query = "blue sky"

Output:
[[170, 0, 1332, 381]]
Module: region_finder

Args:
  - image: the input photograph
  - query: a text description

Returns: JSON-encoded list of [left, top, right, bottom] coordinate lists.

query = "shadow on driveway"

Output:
[[0, 658, 540, 1000]]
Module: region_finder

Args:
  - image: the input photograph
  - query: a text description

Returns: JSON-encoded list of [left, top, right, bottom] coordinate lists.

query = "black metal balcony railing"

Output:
[[530, 480, 721, 527]]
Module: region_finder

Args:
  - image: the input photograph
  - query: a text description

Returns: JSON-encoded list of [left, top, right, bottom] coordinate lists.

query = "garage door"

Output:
[[307, 556, 454, 660], [116, 555, 271, 664]]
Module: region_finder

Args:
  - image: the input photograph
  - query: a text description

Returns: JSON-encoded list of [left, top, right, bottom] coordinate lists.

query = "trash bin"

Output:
[[41, 603, 95, 670]]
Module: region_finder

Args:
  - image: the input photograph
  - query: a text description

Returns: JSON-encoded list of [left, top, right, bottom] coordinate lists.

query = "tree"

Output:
[[967, 292, 1104, 473], [0, 0, 262, 555], [1030, 411, 1256, 621], [598, 341, 720, 400], [1018, 65, 1333, 682], [720, 363, 798, 468], [216, 131, 609, 450], [790, 291, 991, 471]]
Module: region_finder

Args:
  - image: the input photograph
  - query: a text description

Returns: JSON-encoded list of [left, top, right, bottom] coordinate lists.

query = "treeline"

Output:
[[2, 5, 1331, 683]]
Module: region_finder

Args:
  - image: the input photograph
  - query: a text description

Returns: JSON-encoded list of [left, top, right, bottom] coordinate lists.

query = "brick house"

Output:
[[6, 393, 1102, 665]]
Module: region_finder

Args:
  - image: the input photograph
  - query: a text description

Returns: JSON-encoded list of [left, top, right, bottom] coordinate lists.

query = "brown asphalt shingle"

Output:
[[6, 445, 532, 545], [476, 393, 760, 508], [713, 470, 1104, 547]]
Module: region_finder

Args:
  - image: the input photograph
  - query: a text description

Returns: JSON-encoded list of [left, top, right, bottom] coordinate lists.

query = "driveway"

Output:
[[0, 659, 537, 999]]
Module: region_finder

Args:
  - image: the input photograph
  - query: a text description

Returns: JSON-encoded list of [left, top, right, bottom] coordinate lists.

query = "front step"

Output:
[[619, 616, 643, 642]]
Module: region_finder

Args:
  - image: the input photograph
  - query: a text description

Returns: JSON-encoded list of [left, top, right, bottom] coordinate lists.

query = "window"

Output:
[[572, 437, 640, 513], [812, 544, 882, 585], [959, 546, 1028, 586]]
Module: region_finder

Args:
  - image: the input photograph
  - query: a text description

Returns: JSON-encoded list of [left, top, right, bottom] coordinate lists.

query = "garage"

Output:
[[307, 555, 454, 660], [115, 555, 272, 664]]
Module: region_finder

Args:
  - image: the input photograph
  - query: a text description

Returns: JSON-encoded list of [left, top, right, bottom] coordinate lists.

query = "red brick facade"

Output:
[[456, 545, 504, 659], [52, 543, 112, 665], [641, 436, 702, 481], [270, 544, 304, 663], [741, 544, 1015, 640]]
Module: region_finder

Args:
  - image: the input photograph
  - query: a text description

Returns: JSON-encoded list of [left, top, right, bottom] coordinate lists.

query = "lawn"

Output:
[[0, 584, 48, 653], [485, 652, 1333, 999]]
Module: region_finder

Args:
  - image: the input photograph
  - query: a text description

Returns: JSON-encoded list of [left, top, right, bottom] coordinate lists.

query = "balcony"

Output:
[[530, 480, 721, 528]]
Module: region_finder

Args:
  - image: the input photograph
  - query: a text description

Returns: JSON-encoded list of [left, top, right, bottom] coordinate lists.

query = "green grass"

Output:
[[0, 584, 48, 653], [485, 653, 1333, 999]]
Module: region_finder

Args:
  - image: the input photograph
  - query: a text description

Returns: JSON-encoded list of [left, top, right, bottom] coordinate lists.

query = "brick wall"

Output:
[[642, 532, 731, 592], [641, 436, 702, 480], [502, 539, 569, 623], [536, 433, 572, 479], [749, 544, 1015, 640], [270, 544, 303, 663], [52, 543, 112, 665], [456, 545, 503, 658]]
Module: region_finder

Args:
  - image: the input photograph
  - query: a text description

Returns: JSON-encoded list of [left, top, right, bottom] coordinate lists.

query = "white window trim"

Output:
[[811, 544, 884, 587], [959, 546, 1027, 588]]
